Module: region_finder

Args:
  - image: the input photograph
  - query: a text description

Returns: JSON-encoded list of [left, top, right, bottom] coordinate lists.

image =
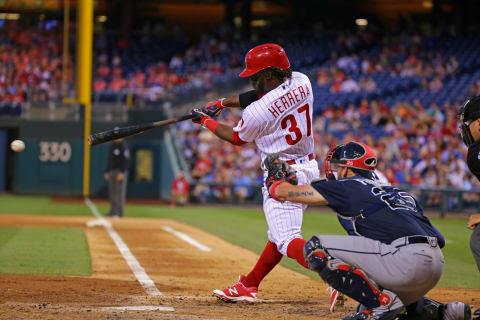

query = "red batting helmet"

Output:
[[324, 141, 377, 180], [239, 43, 290, 78]]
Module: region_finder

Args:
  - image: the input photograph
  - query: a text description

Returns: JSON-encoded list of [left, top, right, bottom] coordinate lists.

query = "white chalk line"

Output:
[[100, 306, 174, 312], [84, 198, 164, 299], [161, 226, 211, 252]]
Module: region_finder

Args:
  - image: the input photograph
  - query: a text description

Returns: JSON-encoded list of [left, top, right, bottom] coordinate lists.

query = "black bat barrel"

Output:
[[88, 123, 155, 146]]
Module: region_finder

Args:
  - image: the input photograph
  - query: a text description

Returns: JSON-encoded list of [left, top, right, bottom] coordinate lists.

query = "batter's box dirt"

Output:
[[0, 215, 478, 319]]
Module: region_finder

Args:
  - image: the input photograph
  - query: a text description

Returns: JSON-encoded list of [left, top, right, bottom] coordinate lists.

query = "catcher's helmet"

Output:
[[324, 141, 377, 180], [458, 96, 480, 146], [239, 43, 290, 78]]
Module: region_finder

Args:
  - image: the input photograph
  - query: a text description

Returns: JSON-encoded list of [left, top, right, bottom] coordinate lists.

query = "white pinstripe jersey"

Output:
[[233, 71, 314, 163]]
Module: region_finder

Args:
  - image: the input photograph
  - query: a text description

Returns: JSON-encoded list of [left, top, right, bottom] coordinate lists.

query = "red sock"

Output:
[[287, 238, 309, 269], [242, 241, 282, 288]]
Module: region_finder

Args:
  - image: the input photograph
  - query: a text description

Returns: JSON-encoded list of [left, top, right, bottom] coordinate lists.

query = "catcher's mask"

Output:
[[458, 96, 480, 147], [324, 141, 377, 180]]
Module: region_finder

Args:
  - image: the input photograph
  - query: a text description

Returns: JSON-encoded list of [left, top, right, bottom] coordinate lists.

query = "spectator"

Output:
[[340, 76, 360, 92], [171, 171, 190, 207], [234, 168, 254, 203]]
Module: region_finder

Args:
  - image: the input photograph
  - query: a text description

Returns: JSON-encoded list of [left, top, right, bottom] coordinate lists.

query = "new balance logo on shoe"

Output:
[[213, 275, 259, 303]]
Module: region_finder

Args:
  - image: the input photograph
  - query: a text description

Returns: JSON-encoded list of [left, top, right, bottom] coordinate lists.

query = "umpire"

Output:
[[104, 137, 129, 218], [458, 96, 480, 272]]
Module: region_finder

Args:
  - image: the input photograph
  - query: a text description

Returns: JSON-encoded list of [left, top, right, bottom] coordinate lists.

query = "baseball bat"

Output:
[[88, 113, 196, 146]]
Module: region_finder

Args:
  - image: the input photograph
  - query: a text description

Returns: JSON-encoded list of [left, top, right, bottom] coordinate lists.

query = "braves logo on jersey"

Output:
[[233, 71, 314, 162]]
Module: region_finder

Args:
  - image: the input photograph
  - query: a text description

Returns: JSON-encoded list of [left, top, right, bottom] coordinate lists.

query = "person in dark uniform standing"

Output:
[[458, 97, 480, 320], [104, 137, 129, 218], [264, 141, 471, 320], [458, 96, 480, 273]]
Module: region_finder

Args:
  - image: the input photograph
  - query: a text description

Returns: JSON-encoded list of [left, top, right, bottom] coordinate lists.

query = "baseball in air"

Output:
[[10, 140, 25, 152]]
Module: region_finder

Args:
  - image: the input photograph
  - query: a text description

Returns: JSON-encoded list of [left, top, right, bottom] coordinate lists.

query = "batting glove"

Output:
[[191, 108, 211, 126], [204, 98, 225, 117]]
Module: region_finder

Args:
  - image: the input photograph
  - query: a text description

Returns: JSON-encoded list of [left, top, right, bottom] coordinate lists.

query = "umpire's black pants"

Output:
[[108, 169, 127, 217]]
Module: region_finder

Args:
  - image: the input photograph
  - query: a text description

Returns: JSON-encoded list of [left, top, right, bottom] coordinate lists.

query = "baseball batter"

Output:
[[190, 43, 319, 302], [264, 141, 472, 320]]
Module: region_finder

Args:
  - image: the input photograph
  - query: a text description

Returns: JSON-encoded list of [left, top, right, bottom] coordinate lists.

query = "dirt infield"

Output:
[[0, 214, 478, 320]]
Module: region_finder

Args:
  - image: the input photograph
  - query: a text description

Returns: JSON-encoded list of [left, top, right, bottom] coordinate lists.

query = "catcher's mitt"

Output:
[[264, 155, 298, 194], [282, 162, 298, 185]]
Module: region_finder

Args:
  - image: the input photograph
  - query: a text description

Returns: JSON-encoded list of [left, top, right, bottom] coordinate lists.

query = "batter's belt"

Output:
[[286, 153, 314, 165]]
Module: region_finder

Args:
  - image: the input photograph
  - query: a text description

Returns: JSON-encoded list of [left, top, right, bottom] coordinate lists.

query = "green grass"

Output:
[[0, 194, 478, 288], [0, 194, 92, 216], [0, 226, 91, 276]]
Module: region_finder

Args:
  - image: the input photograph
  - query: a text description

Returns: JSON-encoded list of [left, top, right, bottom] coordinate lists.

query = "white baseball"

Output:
[[10, 140, 25, 152]]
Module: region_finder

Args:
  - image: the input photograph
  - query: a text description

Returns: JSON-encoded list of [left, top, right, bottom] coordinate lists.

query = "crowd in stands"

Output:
[[0, 20, 244, 114], [92, 27, 245, 105], [177, 112, 264, 204], [0, 23, 68, 115], [177, 95, 479, 208], [174, 30, 480, 208], [3, 20, 480, 207]]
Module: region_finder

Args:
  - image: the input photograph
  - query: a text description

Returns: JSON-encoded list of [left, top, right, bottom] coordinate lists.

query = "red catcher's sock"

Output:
[[242, 241, 282, 288], [287, 238, 309, 269]]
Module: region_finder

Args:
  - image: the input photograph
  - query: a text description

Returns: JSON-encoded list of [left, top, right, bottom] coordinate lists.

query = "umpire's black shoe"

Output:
[[473, 308, 480, 320], [106, 212, 121, 218], [342, 295, 405, 320]]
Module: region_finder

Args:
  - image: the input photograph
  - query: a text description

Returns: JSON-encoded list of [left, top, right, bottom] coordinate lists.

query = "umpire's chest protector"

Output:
[[467, 140, 480, 181]]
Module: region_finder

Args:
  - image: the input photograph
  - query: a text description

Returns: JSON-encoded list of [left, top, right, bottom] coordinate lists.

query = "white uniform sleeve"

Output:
[[233, 108, 263, 143]]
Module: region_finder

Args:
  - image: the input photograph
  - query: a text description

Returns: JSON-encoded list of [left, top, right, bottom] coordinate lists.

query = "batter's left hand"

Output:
[[191, 108, 211, 126]]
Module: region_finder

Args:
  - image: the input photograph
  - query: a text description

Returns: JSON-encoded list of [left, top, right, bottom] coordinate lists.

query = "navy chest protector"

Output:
[[467, 140, 480, 181]]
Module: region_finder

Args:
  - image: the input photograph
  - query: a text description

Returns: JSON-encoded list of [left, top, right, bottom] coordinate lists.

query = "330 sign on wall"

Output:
[[39, 142, 72, 163]]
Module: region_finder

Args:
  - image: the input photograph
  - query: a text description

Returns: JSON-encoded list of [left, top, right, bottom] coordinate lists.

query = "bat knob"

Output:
[[87, 135, 93, 146]]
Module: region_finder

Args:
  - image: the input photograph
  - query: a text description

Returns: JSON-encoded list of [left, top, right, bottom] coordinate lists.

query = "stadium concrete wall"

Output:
[[4, 110, 175, 199]]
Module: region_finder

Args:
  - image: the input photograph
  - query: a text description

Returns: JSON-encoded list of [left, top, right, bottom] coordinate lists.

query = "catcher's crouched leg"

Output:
[[304, 235, 393, 309]]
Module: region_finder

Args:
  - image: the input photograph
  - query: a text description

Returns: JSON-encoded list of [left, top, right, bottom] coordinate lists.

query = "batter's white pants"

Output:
[[262, 160, 320, 256]]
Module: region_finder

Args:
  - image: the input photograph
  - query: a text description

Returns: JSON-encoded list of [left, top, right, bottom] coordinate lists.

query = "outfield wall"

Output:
[[1, 110, 176, 199]]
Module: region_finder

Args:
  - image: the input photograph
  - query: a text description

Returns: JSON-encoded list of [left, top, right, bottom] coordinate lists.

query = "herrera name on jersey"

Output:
[[234, 71, 314, 162], [268, 81, 311, 119]]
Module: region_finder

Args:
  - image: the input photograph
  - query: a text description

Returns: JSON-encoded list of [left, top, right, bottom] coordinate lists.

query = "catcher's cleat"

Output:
[[342, 294, 405, 320], [213, 275, 258, 303], [328, 287, 346, 312], [443, 302, 472, 320]]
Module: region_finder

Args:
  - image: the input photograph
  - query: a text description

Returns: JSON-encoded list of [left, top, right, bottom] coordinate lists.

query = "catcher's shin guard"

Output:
[[304, 235, 393, 309]]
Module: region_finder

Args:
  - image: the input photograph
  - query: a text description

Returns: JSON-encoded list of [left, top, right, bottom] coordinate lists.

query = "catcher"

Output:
[[264, 141, 472, 320]]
